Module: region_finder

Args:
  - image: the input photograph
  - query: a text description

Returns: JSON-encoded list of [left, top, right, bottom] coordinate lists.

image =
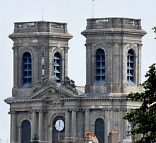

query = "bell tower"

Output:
[[9, 21, 72, 96], [82, 18, 146, 94]]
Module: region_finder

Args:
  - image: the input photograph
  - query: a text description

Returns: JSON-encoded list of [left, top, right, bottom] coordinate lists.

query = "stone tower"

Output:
[[5, 18, 146, 143], [9, 21, 72, 96], [6, 21, 77, 143], [82, 18, 146, 94]]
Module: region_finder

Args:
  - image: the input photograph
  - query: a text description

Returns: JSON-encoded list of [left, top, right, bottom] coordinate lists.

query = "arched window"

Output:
[[52, 116, 65, 143], [96, 49, 105, 82], [22, 52, 32, 87], [54, 52, 62, 82], [21, 120, 31, 143], [127, 49, 135, 84], [95, 118, 105, 143]]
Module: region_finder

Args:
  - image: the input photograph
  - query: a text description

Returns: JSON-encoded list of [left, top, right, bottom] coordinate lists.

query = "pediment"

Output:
[[30, 83, 77, 100]]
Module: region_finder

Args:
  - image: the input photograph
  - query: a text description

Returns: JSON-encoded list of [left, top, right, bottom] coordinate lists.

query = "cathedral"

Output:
[[5, 17, 146, 143]]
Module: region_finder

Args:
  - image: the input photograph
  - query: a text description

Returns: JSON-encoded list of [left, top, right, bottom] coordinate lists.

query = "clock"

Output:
[[55, 119, 65, 131]]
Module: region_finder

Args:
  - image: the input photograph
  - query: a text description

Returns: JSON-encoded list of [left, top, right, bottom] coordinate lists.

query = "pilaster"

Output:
[[71, 110, 76, 137], [65, 110, 70, 138], [64, 47, 69, 78], [10, 111, 16, 143], [85, 109, 90, 132], [31, 111, 37, 139], [39, 111, 43, 141]]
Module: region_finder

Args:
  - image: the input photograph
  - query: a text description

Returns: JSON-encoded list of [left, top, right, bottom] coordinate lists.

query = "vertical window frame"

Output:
[[22, 52, 32, 88], [21, 120, 31, 143], [95, 49, 105, 83], [53, 52, 62, 82], [95, 118, 105, 143], [127, 49, 135, 85]]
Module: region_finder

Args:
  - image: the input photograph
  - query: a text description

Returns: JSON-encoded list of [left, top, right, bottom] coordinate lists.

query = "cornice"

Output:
[[5, 98, 43, 104], [82, 28, 146, 37], [9, 32, 72, 40], [62, 96, 128, 102]]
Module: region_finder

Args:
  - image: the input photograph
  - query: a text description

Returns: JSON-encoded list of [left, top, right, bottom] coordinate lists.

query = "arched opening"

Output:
[[21, 120, 31, 143], [52, 116, 65, 143], [54, 52, 62, 82], [95, 49, 105, 82], [22, 52, 32, 87], [127, 49, 135, 84], [95, 118, 105, 143]]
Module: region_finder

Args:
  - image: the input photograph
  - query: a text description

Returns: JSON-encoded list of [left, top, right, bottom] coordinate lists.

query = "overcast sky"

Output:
[[0, 0, 156, 142]]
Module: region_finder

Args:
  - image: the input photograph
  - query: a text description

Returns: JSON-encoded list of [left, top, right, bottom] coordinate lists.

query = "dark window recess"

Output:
[[54, 52, 62, 82], [22, 52, 32, 87], [127, 49, 135, 84], [95, 118, 105, 143], [42, 52, 45, 57], [42, 65, 44, 69], [96, 49, 105, 82], [21, 120, 31, 143]]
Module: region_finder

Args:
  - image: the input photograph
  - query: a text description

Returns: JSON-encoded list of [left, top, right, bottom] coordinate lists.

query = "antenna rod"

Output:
[[92, 0, 95, 18], [42, 8, 44, 21]]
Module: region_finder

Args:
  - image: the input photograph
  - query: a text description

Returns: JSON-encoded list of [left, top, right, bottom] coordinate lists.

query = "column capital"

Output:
[[64, 46, 69, 51], [71, 109, 77, 112], [85, 109, 90, 112], [31, 110, 37, 113], [31, 109, 47, 113], [65, 109, 69, 112], [39, 110, 44, 113], [10, 110, 16, 114]]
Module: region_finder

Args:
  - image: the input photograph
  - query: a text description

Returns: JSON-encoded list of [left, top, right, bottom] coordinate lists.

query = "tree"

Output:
[[124, 64, 156, 143], [152, 27, 156, 33]]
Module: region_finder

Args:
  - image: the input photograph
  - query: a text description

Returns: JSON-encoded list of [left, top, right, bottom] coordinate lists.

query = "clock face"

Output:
[[55, 119, 64, 131]]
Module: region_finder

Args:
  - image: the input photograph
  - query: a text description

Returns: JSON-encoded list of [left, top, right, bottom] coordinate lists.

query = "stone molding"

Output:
[[9, 32, 72, 40]]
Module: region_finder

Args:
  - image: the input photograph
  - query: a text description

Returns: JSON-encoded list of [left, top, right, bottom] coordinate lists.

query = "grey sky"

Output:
[[0, 0, 156, 142]]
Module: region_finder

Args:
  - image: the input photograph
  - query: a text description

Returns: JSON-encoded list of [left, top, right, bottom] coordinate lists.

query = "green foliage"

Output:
[[152, 27, 156, 33], [152, 27, 156, 39], [124, 64, 156, 143]]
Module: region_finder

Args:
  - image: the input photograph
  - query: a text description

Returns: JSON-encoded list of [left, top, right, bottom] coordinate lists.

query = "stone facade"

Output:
[[5, 18, 146, 143], [82, 18, 146, 94]]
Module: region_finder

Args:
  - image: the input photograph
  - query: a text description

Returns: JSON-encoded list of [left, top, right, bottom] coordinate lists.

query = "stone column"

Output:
[[138, 44, 142, 84], [91, 46, 95, 85], [85, 110, 90, 132], [31, 111, 37, 139], [118, 111, 124, 141], [64, 47, 69, 78], [122, 43, 127, 92], [77, 111, 84, 138], [71, 110, 76, 138], [123, 116, 129, 139], [10, 111, 16, 143], [105, 110, 109, 143], [13, 47, 18, 88], [49, 47, 53, 79], [65, 110, 70, 138], [39, 111, 43, 141], [86, 44, 91, 85], [18, 124, 21, 143]]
